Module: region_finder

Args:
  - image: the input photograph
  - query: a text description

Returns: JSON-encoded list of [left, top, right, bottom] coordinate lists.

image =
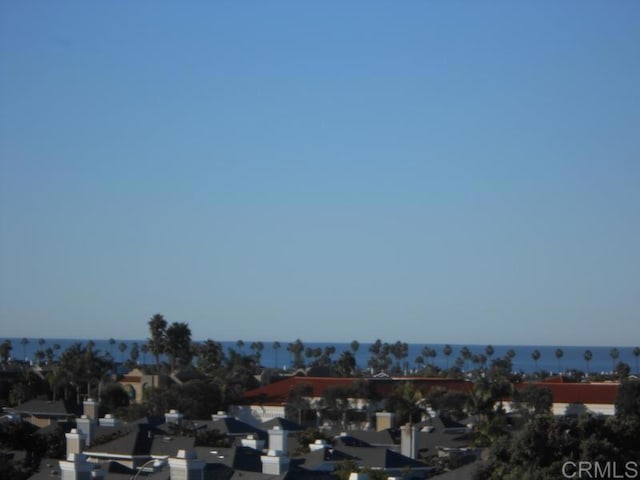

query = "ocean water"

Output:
[[5, 337, 639, 376]]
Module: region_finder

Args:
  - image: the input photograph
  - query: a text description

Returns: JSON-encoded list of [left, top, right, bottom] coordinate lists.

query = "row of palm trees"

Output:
[[0, 337, 143, 367], [530, 346, 640, 374], [4, 335, 640, 377]]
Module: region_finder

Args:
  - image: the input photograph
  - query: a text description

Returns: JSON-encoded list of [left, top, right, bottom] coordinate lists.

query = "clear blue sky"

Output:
[[1, 1, 639, 345]]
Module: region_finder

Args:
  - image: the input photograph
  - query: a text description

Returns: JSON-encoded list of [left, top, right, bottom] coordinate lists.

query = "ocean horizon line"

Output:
[[4, 336, 639, 349]]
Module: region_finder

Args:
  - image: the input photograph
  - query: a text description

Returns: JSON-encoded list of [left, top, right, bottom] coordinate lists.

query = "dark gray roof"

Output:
[[8, 399, 74, 417], [296, 447, 355, 470], [344, 429, 397, 447], [334, 435, 373, 448], [284, 470, 338, 480], [208, 417, 267, 438], [415, 430, 474, 459], [336, 445, 428, 470], [423, 416, 469, 430], [150, 434, 195, 457], [87, 424, 193, 457], [431, 460, 486, 479], [261, 417, 305, 431]]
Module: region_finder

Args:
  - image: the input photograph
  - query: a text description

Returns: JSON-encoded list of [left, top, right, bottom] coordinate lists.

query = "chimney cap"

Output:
[[176, 449, 197, 459]]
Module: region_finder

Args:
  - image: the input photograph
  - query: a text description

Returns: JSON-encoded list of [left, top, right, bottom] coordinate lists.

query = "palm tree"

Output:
[[287, 339, 305, 369], [20, 337, 29, 361], [166, 322, 193, 370], [129, 342, 139, 365], [584, 349, 593, 375], [108, 338, 116, 358], [633, 347, 640, 375], [118, 342, 128, 362], [38, 338, 46, 349], [350, 340, 359, 370], [45, 347, 54, 365], [610, 348, 620, 372], [443, 344, 453, 369], [555, 348, 564, 372], [485, 345, 495, 359], [236, 340, 245, 355], [35, 350, 45, 365], [415, 355, 425, 371], [0, 340, 12, 363], [531, 350, 541, 373], [272, 341, 281, 368], [148, 313, 167, 367], [460, 346, 472, 371], [250, 341, 264, 364]]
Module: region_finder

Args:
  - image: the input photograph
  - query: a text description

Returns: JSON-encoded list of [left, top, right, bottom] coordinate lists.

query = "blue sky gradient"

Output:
[[1, 1, 639, 344]]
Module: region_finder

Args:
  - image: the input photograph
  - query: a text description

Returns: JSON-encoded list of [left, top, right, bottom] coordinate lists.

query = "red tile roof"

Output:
[[519, 381, 620, 405], [242, 376, 472, 404], [242, 376, 620, 407]]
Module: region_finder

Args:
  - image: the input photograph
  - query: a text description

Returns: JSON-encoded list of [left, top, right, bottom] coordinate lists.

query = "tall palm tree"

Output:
[[20, 337, 29, 361], [148, 313, 167, 367], [415, 355, 425, 371], [443, 344, 453, 369], [460, 346, 472, 371], [421, 347, 437, 368], [0, 340, 12, 363], [584, 349, 593, 375], [129, 342, 139, 365], [555, 348, 564, 372], [610, 348, 620, 372], [166, 322, 193, 370], [350, 340, 359, 370], [250, 341, 264, 364], [272, 341, 281, 368], [633, 347, 640, 375], [485, 345, 495, 359], [236, 340, 245, 355], [531, 350, 541, 373], [118, 342, 128, 362], [287, 339, 305, 369]]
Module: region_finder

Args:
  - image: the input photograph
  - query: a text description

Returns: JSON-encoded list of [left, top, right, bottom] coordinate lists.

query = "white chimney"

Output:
[[261, 450, 290, 475], [169, 449, 205, 480], [241, 434, 265, 450], [375, 411, 396, 431], [76, 415, 96, 446], [59, 453, 93, 480], [98, 414, 121, 428], [348, 473, 369, 480], [82, 398, 99, 420], [400, 423, 419, 460], [65, 429, 86, 456], [90, 468, 105, 479], [165, 409, 184, 425], [211, 411, 229, 421], [267, 426, 288, 455], [309, 439, 329, 451]]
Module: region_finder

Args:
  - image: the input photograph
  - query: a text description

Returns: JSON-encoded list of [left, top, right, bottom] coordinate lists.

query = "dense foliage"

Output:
[[475, 380, 640, 480]]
